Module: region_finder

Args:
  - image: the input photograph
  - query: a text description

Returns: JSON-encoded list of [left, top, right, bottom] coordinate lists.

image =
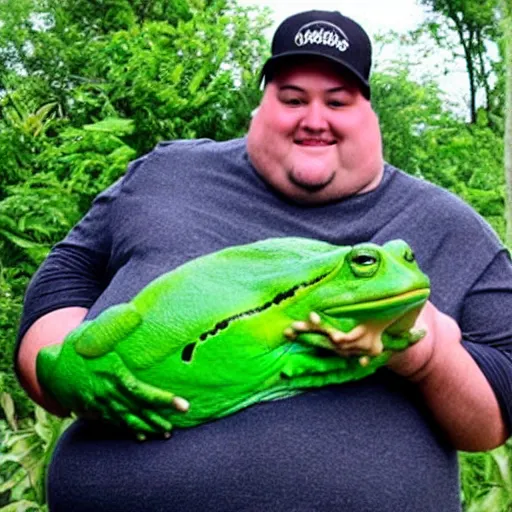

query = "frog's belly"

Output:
[[46, 374, 460, 512]]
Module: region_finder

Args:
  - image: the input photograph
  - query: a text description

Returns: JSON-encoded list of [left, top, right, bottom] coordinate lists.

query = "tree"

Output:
[[501, 0, 512, 245], [372, 66, 505, 237], [419, 0, 501, 123]]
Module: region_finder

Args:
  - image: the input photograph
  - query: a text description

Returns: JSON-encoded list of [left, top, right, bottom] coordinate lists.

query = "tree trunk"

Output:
[[476, 29, 492, 114], [503, 0, 512, 246], [452, 18, 478, 123]]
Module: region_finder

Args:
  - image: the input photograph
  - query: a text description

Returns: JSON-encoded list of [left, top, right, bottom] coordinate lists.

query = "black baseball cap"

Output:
[[261, 10, 372, 99]]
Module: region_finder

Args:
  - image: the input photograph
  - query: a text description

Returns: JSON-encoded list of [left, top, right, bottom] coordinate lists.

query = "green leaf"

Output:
[[0, 392, 17, 431], [0, 230, 42, 250], [0, 500, 42, 512], [0, 229, 50, 263], [170, 62, 185, 84], [0, 214, 18, 232], [0, 466, 28, 494], [188, 65, 209, 95], [83, 118, 135, 136]]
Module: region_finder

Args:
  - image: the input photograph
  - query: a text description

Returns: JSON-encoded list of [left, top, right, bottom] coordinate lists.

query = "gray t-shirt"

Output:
[[18, 138, 512, 511]]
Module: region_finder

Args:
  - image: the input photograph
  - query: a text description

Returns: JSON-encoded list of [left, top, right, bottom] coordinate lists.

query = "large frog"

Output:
[[37, 237, 430, 436]]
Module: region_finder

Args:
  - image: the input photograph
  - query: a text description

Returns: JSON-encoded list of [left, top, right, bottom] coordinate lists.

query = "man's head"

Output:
[[247, 11, 384, 205], [261, 10, 372, 99]]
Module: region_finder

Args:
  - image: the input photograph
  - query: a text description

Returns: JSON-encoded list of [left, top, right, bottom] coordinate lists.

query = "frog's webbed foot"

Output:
[[284, 312, 388, 367]]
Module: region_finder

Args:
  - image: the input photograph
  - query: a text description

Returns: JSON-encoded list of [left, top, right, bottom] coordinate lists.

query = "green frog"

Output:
[[37, 237, 430, 437]]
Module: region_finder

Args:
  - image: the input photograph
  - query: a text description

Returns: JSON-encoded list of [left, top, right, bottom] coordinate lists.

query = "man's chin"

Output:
[[288, 170, 335, 192]]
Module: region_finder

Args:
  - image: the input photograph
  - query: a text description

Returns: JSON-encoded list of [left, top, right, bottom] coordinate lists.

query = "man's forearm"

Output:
[[17, 307, 89, 414], [416, 339, 508, 451], [388, 303, 508, 451]]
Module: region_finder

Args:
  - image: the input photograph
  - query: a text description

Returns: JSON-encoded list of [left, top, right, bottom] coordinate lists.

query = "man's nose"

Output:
[[300, 103, 329, 132]]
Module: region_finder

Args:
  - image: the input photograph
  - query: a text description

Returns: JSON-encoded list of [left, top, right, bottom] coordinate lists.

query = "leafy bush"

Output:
[[460, 442, 512, 511], [0, 389, 73, 511]]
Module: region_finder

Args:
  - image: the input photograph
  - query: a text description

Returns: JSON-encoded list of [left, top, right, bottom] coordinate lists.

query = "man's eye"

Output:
[[282, 98, 303, 106], [328, 100, 345, 108]]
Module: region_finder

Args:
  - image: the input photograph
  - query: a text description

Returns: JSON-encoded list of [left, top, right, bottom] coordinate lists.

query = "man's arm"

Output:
[[387, 301, 509, 452], [17, 307, 89, 415]]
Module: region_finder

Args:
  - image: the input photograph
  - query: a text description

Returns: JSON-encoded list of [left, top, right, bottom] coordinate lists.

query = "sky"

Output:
[[247, 0, 427, 37], [236, 0, 471, 115]]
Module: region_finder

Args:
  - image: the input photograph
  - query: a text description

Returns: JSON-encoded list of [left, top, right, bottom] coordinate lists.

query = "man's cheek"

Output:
[[348, 111, 380, 143], [267, 115, 296, 134]]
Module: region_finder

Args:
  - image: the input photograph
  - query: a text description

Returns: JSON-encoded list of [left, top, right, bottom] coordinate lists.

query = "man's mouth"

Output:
[[295, 139, 336, 146]]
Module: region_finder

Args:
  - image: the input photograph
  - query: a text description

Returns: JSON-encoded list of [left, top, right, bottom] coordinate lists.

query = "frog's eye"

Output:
[[352, 254, 377, 266], [404, 249, 416, 263], [348, 248, 380, 277]]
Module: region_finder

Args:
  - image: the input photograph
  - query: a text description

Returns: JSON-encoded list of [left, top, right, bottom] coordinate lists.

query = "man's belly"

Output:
[[47, 375, 460, 512]]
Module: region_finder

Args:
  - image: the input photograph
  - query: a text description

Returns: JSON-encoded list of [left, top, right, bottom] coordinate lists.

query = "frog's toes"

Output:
[[410, 328, 426, 343], [136, 430, 172, 442], [283, 312, 347, 344], [309, 311, 322, 326], [330, 325, 365, 344], [358, 356, 371, 367], [172, 396, 190, 412], [290, 320, 310, 333], [284, 313, 387, 360], [333, 329, 384, 357]]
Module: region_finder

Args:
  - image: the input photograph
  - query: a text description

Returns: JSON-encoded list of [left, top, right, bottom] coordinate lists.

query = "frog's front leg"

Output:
[[279, 345, 390, 389], [283, 311, 422, 367]]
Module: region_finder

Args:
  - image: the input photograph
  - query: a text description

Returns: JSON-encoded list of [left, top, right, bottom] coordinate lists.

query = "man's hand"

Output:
[[386, 301, 461, 382]]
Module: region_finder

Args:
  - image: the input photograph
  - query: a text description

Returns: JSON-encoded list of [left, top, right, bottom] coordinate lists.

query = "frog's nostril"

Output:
[[404, 249, 416, 263]]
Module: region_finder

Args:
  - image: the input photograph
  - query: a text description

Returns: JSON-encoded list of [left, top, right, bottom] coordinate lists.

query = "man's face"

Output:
[[247, 59, 384, 204]]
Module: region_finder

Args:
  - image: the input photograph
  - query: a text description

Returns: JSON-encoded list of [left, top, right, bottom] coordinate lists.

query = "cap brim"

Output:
[[260, 52, 370, 99]]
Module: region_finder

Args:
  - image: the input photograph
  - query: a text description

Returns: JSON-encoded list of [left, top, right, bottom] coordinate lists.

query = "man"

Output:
[[15, 10, 512, 511]]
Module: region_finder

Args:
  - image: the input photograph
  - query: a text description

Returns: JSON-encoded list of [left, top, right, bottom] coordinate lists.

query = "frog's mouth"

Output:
[[322, 288, 430, 319]]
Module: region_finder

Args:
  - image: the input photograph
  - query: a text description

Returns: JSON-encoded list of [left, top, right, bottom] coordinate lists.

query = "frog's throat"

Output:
[[323, 288, 430, 316], [198, 271, 330, 342]]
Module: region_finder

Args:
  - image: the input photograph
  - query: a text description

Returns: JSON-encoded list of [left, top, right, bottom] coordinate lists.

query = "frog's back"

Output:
[[131, 237, 347, 341]]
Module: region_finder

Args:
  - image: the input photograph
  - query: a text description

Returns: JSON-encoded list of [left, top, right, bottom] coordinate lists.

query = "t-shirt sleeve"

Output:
[[460, 249, 512, 433], [14, 178, 122, 374]]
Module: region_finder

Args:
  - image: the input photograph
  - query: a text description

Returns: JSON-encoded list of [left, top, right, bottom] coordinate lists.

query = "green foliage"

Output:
[[499, 0, 512, 245], [460, 441, 512, 511], [418, 0, 502, 123], [372, 68, 505, 238], [36, 119, 138, 207], [0, 271, 29, 420], [0, 0, 269, 151], [0, 389, 72, 511]]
